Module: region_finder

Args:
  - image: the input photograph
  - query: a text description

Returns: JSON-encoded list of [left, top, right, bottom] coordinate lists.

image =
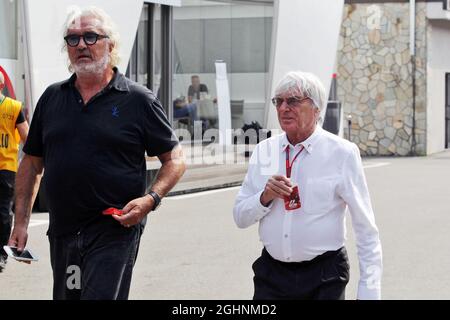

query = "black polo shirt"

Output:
[[24, 68, 179, 236]]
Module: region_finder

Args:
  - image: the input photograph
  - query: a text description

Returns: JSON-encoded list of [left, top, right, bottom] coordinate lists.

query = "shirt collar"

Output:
[[60, 67, 129, 92], [281, 126, 323, 154]]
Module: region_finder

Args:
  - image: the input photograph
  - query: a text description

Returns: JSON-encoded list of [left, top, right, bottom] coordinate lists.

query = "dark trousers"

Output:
[[48, 219, 142, 300], [0, 170, 15, 259], [253, 247, 350, 300]]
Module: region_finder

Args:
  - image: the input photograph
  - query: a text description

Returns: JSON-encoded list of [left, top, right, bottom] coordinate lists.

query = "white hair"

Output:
[[62, 6, 121, 71], [0, 71, 4, 85], [274, 71, 327, 112]]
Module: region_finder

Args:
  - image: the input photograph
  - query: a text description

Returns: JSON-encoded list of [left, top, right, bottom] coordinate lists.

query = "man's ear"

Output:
[[314, 107, 321, 123]]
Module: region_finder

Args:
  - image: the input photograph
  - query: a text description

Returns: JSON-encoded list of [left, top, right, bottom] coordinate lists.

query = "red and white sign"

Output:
[[0, 65, 16, 99]]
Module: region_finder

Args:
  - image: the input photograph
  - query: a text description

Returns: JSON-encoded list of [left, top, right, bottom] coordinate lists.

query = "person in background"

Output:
[[187, 75, 208, 103], [0, 71, 29, 273], [173, 96, 198, 124]]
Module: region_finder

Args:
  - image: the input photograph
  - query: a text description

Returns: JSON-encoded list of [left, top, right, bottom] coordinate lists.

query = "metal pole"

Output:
[[161, 5, 173, 124], [147, 3, 155, 91]]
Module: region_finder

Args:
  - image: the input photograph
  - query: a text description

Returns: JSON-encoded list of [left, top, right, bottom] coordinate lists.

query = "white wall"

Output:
[[172, 2, 273, 20], [265, 0, 344, 130], [427, 20, 450, 154], [22, 0, 143, 111], [0, 0, 24, 103], [173, 73, 267, 100]]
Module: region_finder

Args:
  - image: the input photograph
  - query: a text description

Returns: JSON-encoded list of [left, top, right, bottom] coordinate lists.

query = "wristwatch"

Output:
[[147, 190, 161, 211]]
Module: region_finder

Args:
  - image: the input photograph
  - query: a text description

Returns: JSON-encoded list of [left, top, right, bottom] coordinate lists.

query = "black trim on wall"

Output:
[[446, 73, 450, 148], [160, 5, 173, 123], [134, 33, 139, 81], [345, 0, 443, 3], [147, 3, 155, 91]]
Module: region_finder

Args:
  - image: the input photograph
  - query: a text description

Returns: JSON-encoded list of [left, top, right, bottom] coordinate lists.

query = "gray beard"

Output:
[[73, 54, 110, 76]]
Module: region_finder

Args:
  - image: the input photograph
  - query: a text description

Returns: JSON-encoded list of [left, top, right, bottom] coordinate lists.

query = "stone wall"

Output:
[[336, 3, 427, 156]]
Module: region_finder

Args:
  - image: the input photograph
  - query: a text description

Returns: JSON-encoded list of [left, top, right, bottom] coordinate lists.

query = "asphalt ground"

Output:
[[1, 150, 449, 300]]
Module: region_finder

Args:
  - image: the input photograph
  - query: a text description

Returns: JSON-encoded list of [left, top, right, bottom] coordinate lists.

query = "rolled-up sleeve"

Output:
[[340, 144, 383, 300], [233, 146, 272, 228]]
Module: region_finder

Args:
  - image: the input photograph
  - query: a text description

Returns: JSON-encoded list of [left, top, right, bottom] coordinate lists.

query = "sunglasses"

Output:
[[64, 32, 109, 47], [271, 96, 311, 108]]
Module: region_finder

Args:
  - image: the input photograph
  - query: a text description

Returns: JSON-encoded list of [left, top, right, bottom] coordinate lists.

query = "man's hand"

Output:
[[8, 225, 29, 251], [11, 153, 43, 264], [112, 195, 154, 228], [8, 225, 31, 264], [260, 175, 293, 206]]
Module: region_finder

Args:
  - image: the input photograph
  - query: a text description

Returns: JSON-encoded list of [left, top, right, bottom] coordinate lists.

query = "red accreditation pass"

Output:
[[283, 184, 301, 210], [102, 207, 125, 216]]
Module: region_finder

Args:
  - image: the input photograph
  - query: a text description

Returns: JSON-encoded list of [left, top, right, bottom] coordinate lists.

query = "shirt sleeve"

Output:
[[340, 144, 383, 300], [233, 144, 273, 228], [141, 95, 179, 157], [15, 105, 26, 125], [23, 97, 44, 157], [187, 85, 194, 98]]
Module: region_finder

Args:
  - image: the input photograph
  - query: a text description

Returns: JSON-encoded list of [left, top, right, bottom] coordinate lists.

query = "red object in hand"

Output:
[[102, 207, 125, 216], [283, 184, 301, 211]]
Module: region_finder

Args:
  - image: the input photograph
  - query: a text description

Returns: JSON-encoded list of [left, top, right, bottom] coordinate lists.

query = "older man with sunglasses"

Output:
[[234, 71, 382, 300], [8, 6, 185, 299]]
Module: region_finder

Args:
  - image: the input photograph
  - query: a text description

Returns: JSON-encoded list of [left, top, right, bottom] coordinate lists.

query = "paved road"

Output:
[[1, 151, 449, 299]]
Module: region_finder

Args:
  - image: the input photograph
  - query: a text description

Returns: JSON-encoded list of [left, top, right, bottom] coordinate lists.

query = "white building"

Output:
[[1, 0, 449, 155]]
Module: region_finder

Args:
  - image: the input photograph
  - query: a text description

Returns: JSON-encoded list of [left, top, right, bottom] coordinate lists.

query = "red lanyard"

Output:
[[285, 145, 304, 178]]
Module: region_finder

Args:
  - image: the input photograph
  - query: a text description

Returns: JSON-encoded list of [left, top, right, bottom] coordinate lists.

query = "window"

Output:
[[173, 17, 272, 74]]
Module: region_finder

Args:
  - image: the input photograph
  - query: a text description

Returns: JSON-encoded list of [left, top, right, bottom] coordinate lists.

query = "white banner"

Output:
[[266, 0, 345, 130], [215, 61, 232, 146], [23, 0, 143, 110]]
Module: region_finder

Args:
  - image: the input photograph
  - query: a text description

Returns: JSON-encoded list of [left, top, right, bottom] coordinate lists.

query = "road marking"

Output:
[[167, 186, 242, 200], [29, 220, 49, 228], [363, 162, 390, 169], [29, 162, 391, 206]]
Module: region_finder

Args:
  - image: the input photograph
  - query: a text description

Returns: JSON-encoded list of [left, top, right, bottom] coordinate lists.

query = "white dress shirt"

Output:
[[233, 126, 382, 300]]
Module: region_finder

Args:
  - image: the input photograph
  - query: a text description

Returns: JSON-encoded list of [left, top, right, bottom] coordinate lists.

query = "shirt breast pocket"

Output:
[[303, 176, 339, 214]]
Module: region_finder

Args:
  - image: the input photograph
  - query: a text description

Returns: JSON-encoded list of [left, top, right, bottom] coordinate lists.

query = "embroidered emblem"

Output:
[[112, 106, 119, 117]]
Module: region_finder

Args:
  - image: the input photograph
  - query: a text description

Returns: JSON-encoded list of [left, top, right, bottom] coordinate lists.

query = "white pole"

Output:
[[215, 61, 232, 146]]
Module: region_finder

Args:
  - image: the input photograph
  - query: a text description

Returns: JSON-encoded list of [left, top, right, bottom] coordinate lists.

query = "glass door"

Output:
[[126, 3, 163, 111]]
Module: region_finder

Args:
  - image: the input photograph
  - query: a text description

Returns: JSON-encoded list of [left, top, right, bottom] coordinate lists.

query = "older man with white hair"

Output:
[[8, 7, 185, 299], [0, 70, 28, 273], [234, 71, 382, 300]]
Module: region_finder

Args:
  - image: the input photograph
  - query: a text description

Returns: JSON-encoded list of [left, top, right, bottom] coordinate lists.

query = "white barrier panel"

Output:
[[22, 0, 143, 110], [215, 61, 232, 146], [266, 0, 345, 130]]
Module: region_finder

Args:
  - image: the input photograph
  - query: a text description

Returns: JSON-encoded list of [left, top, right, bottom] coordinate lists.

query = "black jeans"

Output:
[[0, 170, 15, 259], [48, 219, 142, 300], [253, 247, 350, 300]]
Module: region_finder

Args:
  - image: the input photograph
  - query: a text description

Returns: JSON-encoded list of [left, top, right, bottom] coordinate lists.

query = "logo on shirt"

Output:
[[112, 106, 119, 118], [0, 133, 10, 148], [2, 113, 14, 121]]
